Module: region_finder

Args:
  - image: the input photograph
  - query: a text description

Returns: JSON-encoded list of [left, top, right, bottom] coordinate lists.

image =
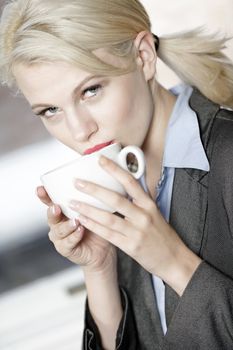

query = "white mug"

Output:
[[40, 143, 145, 219]]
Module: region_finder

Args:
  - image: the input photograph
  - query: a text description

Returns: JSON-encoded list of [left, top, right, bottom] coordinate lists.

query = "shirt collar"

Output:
[[162, 84, 210, 172]]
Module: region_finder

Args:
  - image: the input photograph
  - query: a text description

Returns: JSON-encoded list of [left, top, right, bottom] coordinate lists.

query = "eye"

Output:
[[36, 106, 62, 119], [82, 84, 102, 99]]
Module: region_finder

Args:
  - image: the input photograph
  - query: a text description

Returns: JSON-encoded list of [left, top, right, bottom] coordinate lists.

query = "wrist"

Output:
[[83, 245, 117, 277], [159, 231, 202, 296], [160, 234, 202, 296], [83, 248, 123, 348]]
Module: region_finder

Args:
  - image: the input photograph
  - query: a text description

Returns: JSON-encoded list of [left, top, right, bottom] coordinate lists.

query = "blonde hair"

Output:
[[158, 28, 233, 108], [0, 0, 233, 108]]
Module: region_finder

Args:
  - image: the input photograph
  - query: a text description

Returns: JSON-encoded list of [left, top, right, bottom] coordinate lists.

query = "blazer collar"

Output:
[[185, 88, 220, 183]]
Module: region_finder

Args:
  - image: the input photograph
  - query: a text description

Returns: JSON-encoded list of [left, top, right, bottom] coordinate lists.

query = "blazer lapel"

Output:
[[170, 88, 220, 253], [164, 88, 220, 327]]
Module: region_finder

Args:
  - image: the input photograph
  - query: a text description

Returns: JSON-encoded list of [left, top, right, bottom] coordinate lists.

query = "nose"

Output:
[[66, 108, 97, 142]]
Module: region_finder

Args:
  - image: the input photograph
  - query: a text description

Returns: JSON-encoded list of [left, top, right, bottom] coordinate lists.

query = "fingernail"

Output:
[[79, 215, 87, 225], [99, 155, 108, 166], [77, 225, 83, 233], [36, 186, 43, 197], [70, 200, 81, 209], [70, 218, 78, 229], [50, 205, 56, 216], [75, 180, 86, 189], [51, 205, 61, 216]]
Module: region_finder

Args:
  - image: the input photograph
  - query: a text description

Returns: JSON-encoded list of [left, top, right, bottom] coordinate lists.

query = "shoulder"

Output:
[[216, 106, 233, 121], [209, 107, 233, 186], [189, 89, 233, 176], [212, 107, 233, 155], [189, 88, 233, 155], [208, 108, 233, 239]]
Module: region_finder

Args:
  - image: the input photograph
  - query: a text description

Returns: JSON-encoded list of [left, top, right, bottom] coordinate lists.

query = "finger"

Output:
[[78, 214, 127, 250], [69, 201, 129, 236], [49, 217, 81, 241], [36, 186, 53, 206], [99, 156, 150, 205], [55, 226, 85, 258], [47, 204, 63, 226], [74, 178, 144, 220]]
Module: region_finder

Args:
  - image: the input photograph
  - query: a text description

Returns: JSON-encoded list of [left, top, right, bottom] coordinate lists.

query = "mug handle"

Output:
[[117, 145, 145, 179]]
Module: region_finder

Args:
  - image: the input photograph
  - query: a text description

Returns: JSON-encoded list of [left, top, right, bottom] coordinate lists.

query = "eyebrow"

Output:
[[31, 74, 103, 111]]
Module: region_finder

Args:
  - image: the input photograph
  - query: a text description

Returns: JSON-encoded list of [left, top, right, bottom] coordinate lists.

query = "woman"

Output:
[[1, 0, 233, 349]]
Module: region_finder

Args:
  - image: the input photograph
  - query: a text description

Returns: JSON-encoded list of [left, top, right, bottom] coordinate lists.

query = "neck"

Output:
[[142, 82, 177, 197]]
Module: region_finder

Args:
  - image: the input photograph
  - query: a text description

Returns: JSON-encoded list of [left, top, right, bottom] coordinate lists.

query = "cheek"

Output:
[[41, 119, 55, 136], [113, 85, 153, 130], [93, 85, 143, 127], [84, 95, 130, 132], [41, 119, 69, 144], [118, 87, 154, 145]]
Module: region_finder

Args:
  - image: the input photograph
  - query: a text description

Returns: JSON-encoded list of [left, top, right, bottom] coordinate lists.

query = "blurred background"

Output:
[[0, 0, 233, 349]]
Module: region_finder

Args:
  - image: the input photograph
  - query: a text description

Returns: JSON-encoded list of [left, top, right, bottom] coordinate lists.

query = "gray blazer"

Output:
[[83, 89, 233, 349]]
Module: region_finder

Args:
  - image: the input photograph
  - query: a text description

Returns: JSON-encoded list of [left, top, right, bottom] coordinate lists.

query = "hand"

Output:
[[36, 186, 115, 270], [70, 156, 202, 295]]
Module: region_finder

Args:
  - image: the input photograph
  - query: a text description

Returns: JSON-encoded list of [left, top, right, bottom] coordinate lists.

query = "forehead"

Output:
[[13, 62, 92, 102], [13, 48, 131, 89], [13, 62, 88, 88]]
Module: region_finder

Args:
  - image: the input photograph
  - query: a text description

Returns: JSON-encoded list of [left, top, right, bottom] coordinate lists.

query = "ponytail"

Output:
[[156, 28, 233, 109]]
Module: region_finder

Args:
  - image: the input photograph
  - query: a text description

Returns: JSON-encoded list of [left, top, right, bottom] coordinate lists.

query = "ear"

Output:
[[134, 31, 157, 81]]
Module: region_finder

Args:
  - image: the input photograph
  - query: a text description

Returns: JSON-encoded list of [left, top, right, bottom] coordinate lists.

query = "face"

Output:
[[13, 58, 155, 155]]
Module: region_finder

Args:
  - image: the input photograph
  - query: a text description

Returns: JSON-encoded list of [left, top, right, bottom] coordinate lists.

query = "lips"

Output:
[[84, 141, 114, 155]]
